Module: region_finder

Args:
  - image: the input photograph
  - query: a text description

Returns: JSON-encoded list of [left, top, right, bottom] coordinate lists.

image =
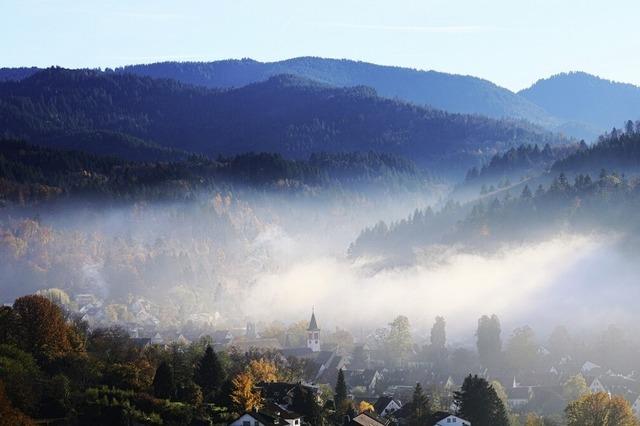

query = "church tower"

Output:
[[307, 308, 321, 352]]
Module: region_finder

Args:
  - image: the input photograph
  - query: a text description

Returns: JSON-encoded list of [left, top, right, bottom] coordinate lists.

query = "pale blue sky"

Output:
[[2, 0, 639, 91]]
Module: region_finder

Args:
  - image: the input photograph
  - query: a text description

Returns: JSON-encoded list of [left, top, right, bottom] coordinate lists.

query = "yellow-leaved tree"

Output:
[[358, 400, 374, 413], [565, 392, 639, 426], [248, 358, 278, 383], [230, 371, 262, 412]]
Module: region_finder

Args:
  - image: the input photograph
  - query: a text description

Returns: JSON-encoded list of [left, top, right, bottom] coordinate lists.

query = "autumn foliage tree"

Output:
[[247, 358, 278, 383], [358, 400, 374, 413], [11, 295, 82, 363], [0, 381, 34, 426], [565, 392, 639, 426], [230, 371, 262, 411]]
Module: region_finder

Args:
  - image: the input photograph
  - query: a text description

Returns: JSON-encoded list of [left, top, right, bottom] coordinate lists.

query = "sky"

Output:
[[2, 0, 640, 91]]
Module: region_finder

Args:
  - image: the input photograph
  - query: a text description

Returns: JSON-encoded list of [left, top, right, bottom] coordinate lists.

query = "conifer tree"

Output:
[[153, 361, 175, 400], [194, 345, 225, 400], [334, 368, 348, 414]]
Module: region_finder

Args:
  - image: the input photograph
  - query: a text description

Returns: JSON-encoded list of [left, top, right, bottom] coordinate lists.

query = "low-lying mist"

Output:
[[3, 184, 640, 346], [243, 231, 640, 341]]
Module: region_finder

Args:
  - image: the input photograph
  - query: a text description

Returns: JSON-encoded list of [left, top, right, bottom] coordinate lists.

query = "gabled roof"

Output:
[[373, 396, 399, 414], [507, 387, 532, 400], [431, 411, 469, 424], [350, 411, 391, 426], [308, 311, 319, 331]]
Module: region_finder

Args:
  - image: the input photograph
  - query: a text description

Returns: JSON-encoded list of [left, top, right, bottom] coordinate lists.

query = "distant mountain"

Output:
[[519, 72, 640, 140], [0, 68, 565, 175], [115, 57, 559, 128], [5, 60, 640, 141]]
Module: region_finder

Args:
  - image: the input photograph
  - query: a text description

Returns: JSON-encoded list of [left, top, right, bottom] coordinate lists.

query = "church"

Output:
[[281, 309, 345, 383]]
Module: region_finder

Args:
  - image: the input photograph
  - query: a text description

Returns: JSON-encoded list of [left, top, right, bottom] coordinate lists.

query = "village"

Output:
[[55, 292, 640, 425]]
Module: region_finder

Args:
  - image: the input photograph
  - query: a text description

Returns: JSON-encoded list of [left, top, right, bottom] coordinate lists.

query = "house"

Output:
[[229, 402, 303, 426], [344, 369, 383, 395], [581, 361, 602, 375], [507, 386, 532, 408], [151, 332, 164, 345], [131, 337, 151, 349], [373, 396, 402, 417], [632, 394, 640, 418], [350, 411, 391, 426], [587, 375, 640, 400], [231, 337, 282, 352], [431, 411, 471, 426], [258, 382, 319, 407], [213, 329, 234, 346]]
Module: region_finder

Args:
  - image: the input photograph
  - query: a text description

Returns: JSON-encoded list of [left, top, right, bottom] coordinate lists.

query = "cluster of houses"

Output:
[[228, 311, 471, 426], [69, 298, 640, 423]]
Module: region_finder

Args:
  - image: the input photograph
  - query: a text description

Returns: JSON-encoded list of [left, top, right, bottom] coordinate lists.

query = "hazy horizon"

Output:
[[3, 0, 640, 91]]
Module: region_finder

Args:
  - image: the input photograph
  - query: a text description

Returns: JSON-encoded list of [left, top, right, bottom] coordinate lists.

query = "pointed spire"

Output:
[[308, 308, 319, 331]]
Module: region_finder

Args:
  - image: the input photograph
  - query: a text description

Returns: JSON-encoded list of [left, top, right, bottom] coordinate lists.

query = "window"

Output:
[[242, 422, 250, 426]]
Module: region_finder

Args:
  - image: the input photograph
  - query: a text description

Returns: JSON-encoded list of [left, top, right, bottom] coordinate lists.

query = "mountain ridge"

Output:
[[0, 68, 566, 176]]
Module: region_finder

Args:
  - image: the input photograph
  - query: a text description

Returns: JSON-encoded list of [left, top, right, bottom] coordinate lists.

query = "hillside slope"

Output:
[[0, 68, 566, 175]]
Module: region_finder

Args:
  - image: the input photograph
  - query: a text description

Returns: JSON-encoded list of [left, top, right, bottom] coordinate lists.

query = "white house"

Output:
[[632, 394, 640, 418], [582, 361, 602, 375], [589, 377, 607, 394], [432, 412, 471, 426], [373, 396, 402, 417], [507, 386, 532, 409], [228, 410, 302, 426]]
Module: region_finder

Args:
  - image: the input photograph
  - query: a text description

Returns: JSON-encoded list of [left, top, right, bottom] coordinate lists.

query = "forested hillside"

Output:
[[0, 139, 433, 204], [350, 169, 640, 261], [115, 57, 558, 127], [464, 142, 584, 185], [0, 68, 566, 175], [552, 121, 640, 174]]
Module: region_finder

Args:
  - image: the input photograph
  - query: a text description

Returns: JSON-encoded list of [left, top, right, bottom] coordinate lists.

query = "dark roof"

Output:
[[507, 387, 532, 400], [212, 329, 232, 343], [281, 347, 314, 358], [373, 396, 395, 414], [131, 337, 151, 348], [345, 369, 379, 388], [308, 311, 319, 331], [232, 404, 303, 426]]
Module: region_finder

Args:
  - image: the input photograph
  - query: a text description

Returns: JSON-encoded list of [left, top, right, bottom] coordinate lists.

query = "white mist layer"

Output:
[[243, 233, 639, 342]]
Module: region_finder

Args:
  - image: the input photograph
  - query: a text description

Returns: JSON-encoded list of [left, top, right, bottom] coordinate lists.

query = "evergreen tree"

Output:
[[476, 315, 502, 370], [454, 375, 509, 426], [194, 345, 225, 400], [409, 382, 431, 426], [334, 368, 348, 414], [304, 389, 323, 426], [152, 361, 175, 400]]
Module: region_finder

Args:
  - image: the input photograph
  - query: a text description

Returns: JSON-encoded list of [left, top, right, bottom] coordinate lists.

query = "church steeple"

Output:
[[307, 308, 321, 352]]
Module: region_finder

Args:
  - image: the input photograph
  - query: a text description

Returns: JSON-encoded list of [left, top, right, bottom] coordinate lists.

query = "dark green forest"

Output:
[[0, 68, 565, 174]]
